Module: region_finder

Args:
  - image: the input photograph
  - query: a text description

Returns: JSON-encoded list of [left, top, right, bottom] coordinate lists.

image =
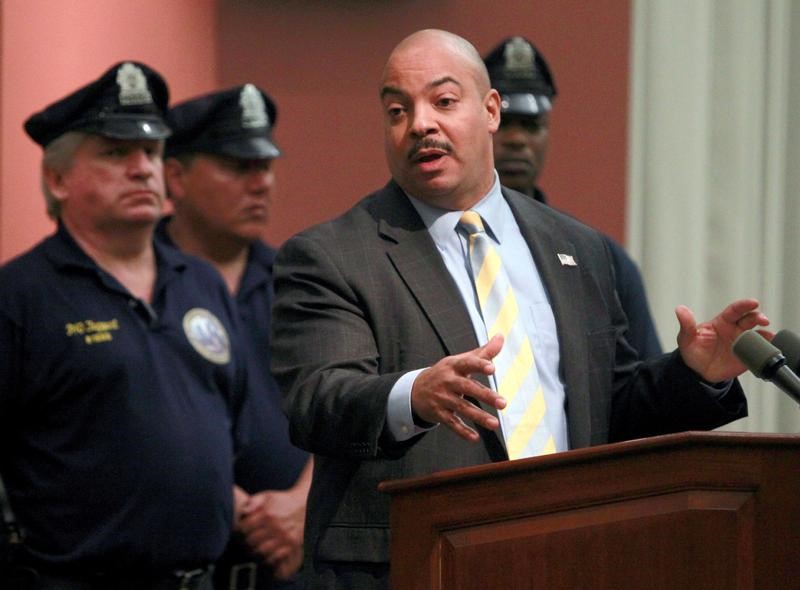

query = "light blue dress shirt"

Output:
[[387, 173, 569, 453]]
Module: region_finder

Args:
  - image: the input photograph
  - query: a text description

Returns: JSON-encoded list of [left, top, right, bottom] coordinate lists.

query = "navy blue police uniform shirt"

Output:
[[231, 240, 309, 491], [155, 217, 309, 495], [603, 235, 663, 359], [0, 222, 249, 574]]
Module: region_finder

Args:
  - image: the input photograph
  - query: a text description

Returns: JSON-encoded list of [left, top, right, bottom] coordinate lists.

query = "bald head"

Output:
[[382, 29, 491, 96], [379, 29, 501, 210]]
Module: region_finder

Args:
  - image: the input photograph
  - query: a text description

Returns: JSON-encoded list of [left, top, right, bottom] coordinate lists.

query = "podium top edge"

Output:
[[378, 430, 800, 495]]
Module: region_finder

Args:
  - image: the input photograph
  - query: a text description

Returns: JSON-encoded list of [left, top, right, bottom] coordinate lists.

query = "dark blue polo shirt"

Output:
[[231, 239, 309, 492], [156, 219, 308, 588], [0, 223, 248, 574], [155, 219, 309, 494]]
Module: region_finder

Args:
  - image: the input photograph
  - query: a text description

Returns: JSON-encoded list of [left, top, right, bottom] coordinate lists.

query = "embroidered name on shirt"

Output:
[[65, 318, 120, 344]]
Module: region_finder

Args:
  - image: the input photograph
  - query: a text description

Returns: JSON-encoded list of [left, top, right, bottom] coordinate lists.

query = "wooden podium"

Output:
[[379, 432, 800, 589]]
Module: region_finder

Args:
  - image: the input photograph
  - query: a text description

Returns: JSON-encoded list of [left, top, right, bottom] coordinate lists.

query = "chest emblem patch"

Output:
[[182, 308, 231, 365]]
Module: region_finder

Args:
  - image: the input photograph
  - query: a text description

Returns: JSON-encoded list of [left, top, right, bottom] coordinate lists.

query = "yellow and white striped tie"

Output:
[[459, 210, 555, 459]]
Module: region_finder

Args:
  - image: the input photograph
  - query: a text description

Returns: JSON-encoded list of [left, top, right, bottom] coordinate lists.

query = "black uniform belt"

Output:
[[215, 559, 297, 590], [2, 564, 213, 590], [222, 560, 258, 590]]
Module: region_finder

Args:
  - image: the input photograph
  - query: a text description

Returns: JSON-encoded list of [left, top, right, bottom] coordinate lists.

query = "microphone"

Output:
[[732, 330, 800, 405], [772, 329, 800, 375]]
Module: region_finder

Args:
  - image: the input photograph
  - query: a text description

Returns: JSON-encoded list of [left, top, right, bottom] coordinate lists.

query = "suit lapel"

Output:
[[504, 190, 593, 449], [375, 184, 479, 358], [373, 184, 507, 459]]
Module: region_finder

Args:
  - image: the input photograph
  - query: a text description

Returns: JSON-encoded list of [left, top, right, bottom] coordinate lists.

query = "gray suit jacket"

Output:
[[270, 181, 746, 585]]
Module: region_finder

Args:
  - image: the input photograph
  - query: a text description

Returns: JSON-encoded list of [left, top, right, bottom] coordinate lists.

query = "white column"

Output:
[[628, 0, 800, 432]]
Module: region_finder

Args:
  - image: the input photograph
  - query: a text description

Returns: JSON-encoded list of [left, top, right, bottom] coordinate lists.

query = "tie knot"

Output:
[[459, 210, 485, 235]]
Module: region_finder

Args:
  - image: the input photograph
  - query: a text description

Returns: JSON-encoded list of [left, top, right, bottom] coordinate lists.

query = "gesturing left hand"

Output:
[[676, 298, 770, 383]]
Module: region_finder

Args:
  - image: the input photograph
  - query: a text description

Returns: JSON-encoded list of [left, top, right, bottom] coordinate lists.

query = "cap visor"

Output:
[[218, 136, 282, 159], [500, 93, 552, 116], [89, 117, 172, 140]]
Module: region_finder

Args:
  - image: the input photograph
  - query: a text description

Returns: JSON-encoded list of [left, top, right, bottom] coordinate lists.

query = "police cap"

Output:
[[483, 36, 557, 116], [24, 61, 171, 147], [165, 84, 281, 160]]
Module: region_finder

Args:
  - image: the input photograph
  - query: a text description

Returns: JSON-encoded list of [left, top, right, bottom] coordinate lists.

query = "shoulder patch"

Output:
[[182, 308, 231, 364]]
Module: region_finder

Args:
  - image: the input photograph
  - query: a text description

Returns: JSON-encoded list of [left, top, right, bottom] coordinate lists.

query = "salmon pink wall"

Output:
[[217, 0, 631, 246], [0, 0, 218, 262], [1, 1, 631, 261]]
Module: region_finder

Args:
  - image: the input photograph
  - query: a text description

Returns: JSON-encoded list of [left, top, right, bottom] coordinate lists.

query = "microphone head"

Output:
[[732, 330, 784, 378], [772, 329, 800, 374]]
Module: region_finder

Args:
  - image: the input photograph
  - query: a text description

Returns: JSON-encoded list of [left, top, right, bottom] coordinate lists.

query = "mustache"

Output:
[[407, 139, 453, 161]]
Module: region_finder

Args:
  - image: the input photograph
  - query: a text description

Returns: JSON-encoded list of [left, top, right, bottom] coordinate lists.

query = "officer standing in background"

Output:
[[159, 85, 312, 590], [484, 36, 663, 359], [0, 62, 249, 590]]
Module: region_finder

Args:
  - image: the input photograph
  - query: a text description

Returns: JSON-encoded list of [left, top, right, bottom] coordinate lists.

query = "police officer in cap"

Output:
[[484, 36, 663, 359], [158, 85, 312, 590], [0, 62, 252, 590]]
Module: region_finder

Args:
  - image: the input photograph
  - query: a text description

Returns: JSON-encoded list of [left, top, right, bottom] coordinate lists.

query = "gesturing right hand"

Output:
[[410, 334, 507, 442]]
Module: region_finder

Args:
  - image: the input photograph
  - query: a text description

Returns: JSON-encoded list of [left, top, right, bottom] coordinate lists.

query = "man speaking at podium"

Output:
[[270, 29, 767, 590]]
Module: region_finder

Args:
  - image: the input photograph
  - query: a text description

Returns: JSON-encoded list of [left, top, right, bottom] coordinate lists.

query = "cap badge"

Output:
[[503, 37, 536, 80], [182, 308, 231, 365], [116, 62, 154, 106], [240, 83, 268, 129]]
